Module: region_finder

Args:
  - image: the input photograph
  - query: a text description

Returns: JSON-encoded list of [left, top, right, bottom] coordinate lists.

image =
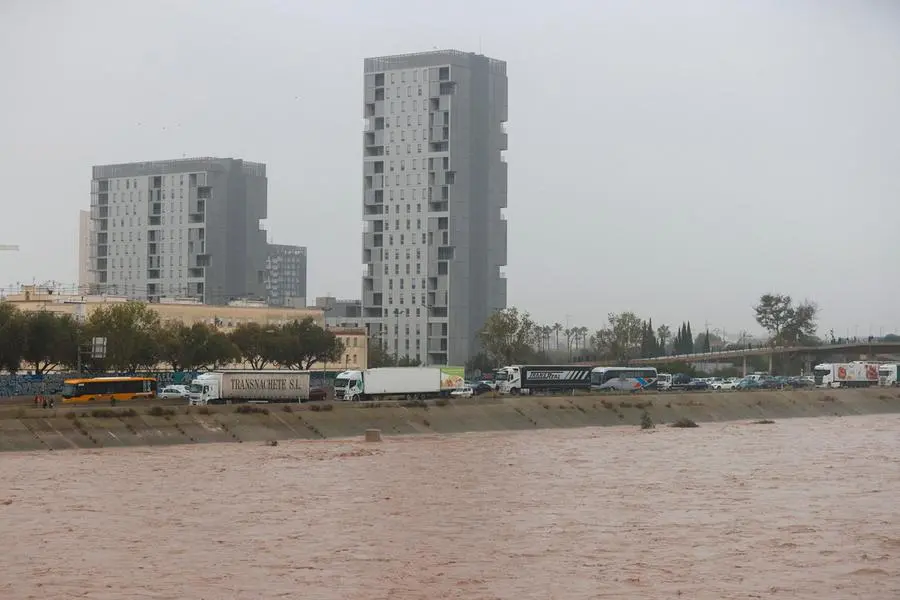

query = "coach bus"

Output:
[[60, 376, 157, 404], [590, 367, 659, 392]]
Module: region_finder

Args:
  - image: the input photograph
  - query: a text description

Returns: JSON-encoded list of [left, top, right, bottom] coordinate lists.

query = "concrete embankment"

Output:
[[1, 388, 898, 452]]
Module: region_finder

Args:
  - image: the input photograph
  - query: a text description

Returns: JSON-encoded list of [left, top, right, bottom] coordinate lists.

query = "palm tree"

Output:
[[553, 323, 563, 350], [657, 324, 671, 355], [542, 325, 552, 353]]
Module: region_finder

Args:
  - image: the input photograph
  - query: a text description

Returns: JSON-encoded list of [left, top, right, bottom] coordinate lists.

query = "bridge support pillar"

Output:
[[742, 356, 748, 377], [768, 354, 773, 374]]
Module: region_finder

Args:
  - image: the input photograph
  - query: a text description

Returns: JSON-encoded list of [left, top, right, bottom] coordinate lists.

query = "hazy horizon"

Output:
[[2, 0, 899, 339]]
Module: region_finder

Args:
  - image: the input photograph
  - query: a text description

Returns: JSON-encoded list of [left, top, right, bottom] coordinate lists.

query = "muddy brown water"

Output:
[[1, 415, 898, 599]]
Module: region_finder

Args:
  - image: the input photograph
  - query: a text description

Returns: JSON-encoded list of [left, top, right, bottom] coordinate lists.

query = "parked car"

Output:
[[301, 387, 327, 402], [451, 385, 474, 398], [158, 385, 189, 400], [759, 377, 790, 390], [786, 376, 814, 389], [712, 378, 736, 390], [687, 379, 710, 391], [736, 378, 760, 390], [472, 382, 494, 396]]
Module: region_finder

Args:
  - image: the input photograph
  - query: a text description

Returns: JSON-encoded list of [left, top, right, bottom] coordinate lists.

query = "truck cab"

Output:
[[334, 370, 363, 401], [188, 372, 220, 405], [495, 366, 521, 394]]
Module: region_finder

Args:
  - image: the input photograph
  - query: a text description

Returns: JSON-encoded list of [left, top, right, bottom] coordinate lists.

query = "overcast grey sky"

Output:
[[2, 0, 898, 338]]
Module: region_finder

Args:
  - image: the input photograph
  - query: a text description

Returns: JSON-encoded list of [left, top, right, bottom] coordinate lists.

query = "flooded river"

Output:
[[1, 415, 898, 599]]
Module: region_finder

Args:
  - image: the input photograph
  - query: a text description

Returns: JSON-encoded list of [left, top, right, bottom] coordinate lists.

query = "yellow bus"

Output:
[[60, 377, 158, 404]]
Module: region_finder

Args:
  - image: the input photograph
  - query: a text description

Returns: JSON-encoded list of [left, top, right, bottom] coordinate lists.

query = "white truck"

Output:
[[878, 364, 899, 387], [188, 370, 312, 405], [333, 366, 465, 402], [812, 362, 879, 388]]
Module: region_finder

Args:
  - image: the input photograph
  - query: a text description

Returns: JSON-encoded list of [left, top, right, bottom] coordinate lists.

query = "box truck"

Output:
[[188, 370, 312, 405], [812, 362, 879, 388], [333, 366, 464, 402]]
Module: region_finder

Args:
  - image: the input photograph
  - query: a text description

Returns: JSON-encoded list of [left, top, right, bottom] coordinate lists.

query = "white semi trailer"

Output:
[[812, 362, 879, 388], [188, 370, 312, 405], [333, 367, 464, 402]]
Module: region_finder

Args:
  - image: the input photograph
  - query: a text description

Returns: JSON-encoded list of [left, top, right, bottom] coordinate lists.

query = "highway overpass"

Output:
[[629, 341, 900, 374]]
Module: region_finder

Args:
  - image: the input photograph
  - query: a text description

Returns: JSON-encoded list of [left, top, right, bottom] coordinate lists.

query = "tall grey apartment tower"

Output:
[[361, 50, 508, 366], [89, 157, 268, 304]]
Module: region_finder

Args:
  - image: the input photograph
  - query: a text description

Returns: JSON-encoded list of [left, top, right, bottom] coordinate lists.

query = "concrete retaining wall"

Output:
[[1, 388, 898, 452]]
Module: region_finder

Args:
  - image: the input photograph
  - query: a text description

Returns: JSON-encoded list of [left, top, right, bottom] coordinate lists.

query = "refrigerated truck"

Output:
[[878, 364, 899, 387], [812, 362, 879, 388], [188, 370, 312, 405], [333, 366, 464, 402], [496, 365, 595, 395]]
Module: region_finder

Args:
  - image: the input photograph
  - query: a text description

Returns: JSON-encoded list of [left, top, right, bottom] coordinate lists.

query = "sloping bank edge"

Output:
[[1, 388, 898, 452]]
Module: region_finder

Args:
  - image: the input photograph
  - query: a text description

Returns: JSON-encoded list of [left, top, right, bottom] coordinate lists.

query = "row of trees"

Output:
[[0, 301, 344, 374], [475, 293, 822, 369]]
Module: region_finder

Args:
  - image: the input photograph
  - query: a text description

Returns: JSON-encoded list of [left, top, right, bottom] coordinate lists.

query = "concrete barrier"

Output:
[[0, 388, 896, 452]]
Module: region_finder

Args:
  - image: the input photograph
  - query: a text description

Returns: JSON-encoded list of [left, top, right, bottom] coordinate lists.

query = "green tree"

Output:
[[754, 293, 818, 345], [85, 301, 162, 372], [0, 303, 26, 373], [229, 322, 279, 369], [466, 351, 495, 376], [274, 318, 345, 370], [158, 321, 240, 371], [367, 337, 395, 367], [397, 355, 421, 367], [657, 324, 671, 355], [700, 328, 711, 353], [22, 311, 80, 373], [592, 311, 645, 362], [673, 324, 684, 354], [478, 307, 536, 365]]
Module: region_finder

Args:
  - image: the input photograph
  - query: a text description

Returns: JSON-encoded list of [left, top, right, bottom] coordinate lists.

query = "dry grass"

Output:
[[147, 406, 176, 417], [235, 405, 269, 415], [669, 418, 699, 428]]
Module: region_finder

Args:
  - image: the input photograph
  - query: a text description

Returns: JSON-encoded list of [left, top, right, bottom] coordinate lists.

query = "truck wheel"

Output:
[[510, 388, 520, 396]]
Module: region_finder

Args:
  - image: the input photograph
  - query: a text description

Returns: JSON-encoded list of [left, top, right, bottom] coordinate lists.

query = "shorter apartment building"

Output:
[[3, 286, 366, 370], [313, 296, 363, 328], [265, 244, 307, 307]]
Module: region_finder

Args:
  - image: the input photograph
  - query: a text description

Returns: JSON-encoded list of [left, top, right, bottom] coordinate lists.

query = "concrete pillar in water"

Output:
[[365, 429, 382, 442], [743, 356, 748, 377], [768, 353, 773, 374]]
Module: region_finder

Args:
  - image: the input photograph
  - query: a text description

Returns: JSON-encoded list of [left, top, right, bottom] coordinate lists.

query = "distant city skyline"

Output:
[[2, 1, 899, 337]]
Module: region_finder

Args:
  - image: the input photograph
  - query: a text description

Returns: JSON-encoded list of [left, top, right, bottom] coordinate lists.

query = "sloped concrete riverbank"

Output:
[[0, 388, 897, 452]]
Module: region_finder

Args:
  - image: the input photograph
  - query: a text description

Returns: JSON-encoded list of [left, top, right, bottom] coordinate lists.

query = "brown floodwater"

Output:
[[1, 415, 899, 599]]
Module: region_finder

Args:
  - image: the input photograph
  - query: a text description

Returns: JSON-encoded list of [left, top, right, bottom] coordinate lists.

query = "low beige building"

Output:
[[323, 327, 367, 372], [3, 286, 367, 370]]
